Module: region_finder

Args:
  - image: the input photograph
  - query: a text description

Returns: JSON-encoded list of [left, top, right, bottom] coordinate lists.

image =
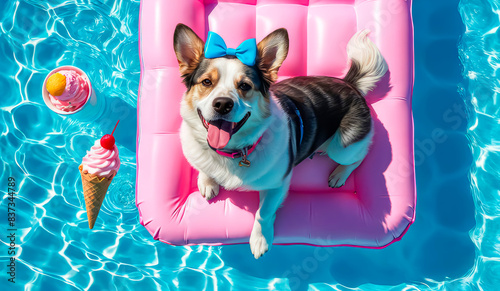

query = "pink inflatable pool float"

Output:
[[137, 0, 415, 247]]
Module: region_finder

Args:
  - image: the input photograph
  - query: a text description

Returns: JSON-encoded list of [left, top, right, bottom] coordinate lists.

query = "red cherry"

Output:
[[100, 134, 115, 150], [100, 120, 119, 149]]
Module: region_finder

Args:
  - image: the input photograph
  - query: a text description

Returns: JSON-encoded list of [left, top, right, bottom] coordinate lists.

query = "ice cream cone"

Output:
[[79, 165, 116, 229]]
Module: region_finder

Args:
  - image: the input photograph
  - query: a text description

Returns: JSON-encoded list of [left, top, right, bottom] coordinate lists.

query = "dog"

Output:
[[173, 24, 387, 259]]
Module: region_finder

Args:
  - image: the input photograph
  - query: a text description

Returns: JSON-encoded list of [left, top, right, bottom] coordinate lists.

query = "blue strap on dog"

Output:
[[279, 98, 305, 177], [284, 100, 304, 146], [294, 107, 304, 145], [204, 31, 257, 66]]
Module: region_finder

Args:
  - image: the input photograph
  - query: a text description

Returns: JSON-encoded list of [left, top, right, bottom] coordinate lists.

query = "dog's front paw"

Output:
[[249, 223, 273, 259], [328, 165, 349, 188], [198, 173, 219, 200], [250, 230, 269, 259], [328, 174, 347, 188]]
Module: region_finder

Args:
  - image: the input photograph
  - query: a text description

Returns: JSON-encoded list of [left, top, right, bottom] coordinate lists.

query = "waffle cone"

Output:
[[79, 165, 116, 229]]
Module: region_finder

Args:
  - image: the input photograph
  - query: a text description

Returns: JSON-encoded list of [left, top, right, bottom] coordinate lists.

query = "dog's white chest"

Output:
[[180, 121, 290, 191]]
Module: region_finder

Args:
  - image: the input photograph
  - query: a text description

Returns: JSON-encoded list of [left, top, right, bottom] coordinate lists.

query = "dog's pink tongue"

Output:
[[207, 120, 233, 149]]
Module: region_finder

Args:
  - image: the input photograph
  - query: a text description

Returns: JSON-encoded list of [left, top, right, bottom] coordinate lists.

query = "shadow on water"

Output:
[[217, 0, 476, 290]]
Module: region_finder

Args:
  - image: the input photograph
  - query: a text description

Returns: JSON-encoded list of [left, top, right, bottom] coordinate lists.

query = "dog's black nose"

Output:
[[212, 97, 234, 115]]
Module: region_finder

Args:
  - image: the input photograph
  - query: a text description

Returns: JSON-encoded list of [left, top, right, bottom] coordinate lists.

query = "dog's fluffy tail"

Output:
[[344, 30, 388, 96]]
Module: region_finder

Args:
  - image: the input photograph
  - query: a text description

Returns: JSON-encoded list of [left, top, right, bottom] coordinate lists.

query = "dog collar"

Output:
[[210, 136, 263, 167]]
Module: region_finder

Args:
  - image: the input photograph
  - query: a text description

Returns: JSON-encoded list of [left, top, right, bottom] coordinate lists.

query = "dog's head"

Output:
[[173, 24, 288, 150]]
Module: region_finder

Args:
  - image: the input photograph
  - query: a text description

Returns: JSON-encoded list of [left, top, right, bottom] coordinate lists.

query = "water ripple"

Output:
[[459, 0, 500, 290], [0, 0, 146, 289]]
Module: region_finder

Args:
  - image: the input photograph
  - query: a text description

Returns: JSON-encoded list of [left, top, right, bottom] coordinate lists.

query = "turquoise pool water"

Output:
[[0, 0, 495, 290]]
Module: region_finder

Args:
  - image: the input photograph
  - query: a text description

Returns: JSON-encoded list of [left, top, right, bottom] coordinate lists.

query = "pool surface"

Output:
[[0, 0, 496, 290]]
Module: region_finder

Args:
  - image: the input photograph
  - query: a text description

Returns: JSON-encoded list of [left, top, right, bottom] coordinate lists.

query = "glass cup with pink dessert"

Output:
[[42, 65, 104, 119]]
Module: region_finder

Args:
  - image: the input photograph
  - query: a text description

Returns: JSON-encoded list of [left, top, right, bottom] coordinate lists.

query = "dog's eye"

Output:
[[201, 79, 212, 87], [239, 83, 251, 91]]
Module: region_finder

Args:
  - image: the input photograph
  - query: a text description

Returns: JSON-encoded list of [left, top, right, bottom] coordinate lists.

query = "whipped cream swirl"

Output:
[[81, 140, 120, 177]]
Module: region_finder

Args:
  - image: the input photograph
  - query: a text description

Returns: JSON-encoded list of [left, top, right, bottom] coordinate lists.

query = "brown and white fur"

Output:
[[173, 24, 388, 259]]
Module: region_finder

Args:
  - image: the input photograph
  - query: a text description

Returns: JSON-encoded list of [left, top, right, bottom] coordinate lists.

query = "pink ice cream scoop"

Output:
[[46, 70, 90, 112], [81, 140, 120, 178]]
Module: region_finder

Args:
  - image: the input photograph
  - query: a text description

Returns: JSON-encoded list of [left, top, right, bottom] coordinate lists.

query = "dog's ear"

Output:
[[257, 28, 289, 83], [173, 24, 204, 77]]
